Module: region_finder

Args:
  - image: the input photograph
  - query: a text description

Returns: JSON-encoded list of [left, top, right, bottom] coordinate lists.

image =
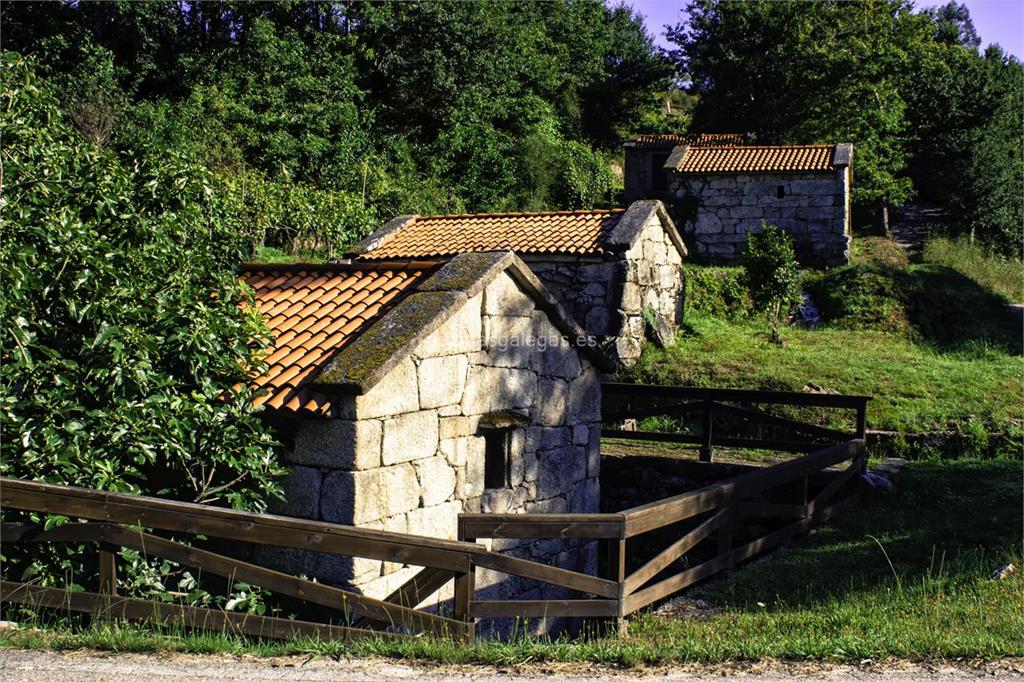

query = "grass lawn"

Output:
[[626, 314, 1022, 440], [3, 459, 1020, 664]]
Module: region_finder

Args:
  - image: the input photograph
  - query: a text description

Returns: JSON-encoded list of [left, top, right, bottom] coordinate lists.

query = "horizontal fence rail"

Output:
[[1, 384, 871, 640], [601, 382, 869, 462]]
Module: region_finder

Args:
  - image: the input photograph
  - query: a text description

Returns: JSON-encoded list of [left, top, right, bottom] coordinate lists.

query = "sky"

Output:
[[627, 0, 1024, 58]]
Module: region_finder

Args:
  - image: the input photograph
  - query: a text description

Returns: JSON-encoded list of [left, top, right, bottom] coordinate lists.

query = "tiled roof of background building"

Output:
[[671, 145, 837, 174], [355, 209, 626, 260], [627, 133, 746, 149], [240, 262, 437, 415]]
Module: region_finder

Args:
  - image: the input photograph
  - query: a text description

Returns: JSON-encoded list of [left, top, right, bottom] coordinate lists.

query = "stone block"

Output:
[[462, 366, 537, 415], [730, 205, 763, 219], [321, 469, 380, 525], [567, 368, 601, 423], [415, 294, 482, 358], [535, 446, 587, 500], [483, 314, 533, 368], [570, 262, 611, 283], [483, 273, 533, 316], [526, 426, 571, 453], [583, 306, 612, 335], [380, 463, 421, 516], [482, 488, 514, 513], [355, 358, 419, 420], [694, 212, 723, 234], [382, 410, 439, 465], [440, 434, 484, 467], [538, 340, 582, 380], [439, 416, 480, 440], [413, 456, 457, 506], [458, 448, 486, 498], [288, 419, 382, 470], [271, 466, 322, 520], [417, 355, 468, 409], [406, 501, 461, 540], [619, 281, 642, 313], [533, 378, 569, 426]]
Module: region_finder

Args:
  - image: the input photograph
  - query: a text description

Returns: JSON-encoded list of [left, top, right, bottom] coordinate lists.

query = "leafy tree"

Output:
[[668, 0, 920, 224], [0, 54, 284, 510], [742, 224, 802, 345]]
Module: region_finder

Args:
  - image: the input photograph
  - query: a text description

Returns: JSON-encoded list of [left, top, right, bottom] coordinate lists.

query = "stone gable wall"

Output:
[[669, 168, 851, 267], [523, 213, 684, 365], [267, 270, 600, 626]]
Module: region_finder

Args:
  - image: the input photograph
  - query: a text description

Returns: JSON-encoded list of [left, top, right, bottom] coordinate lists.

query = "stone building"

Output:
[[623, 133, 746, 202], [665, 143, 854, 267], [348, 200, 687, 364], [242, 251, 607, 608]]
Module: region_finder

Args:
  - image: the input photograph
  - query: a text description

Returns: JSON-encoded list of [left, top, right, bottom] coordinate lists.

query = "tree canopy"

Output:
[[668, 0, 1022, 252]]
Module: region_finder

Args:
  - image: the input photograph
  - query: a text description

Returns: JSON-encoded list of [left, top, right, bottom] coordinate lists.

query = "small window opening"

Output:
[[777, 185, 786, 199], [483, 428, 512, 489]]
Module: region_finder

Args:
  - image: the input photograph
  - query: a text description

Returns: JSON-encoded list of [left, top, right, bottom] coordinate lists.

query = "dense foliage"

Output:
[[4, 0, 672, 241], [742, 225, 802, 345], [669, 0, 1023, 254], [0, 55, 283, 510]]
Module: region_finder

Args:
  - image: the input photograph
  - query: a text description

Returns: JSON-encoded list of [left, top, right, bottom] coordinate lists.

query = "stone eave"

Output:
[[606, 199, 688, 260], [346, 214, 419, 256], [313, 251, 613, 397]]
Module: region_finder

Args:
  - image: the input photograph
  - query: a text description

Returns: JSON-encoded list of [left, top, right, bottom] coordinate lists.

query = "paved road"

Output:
[[1, 650, 1021, 681]]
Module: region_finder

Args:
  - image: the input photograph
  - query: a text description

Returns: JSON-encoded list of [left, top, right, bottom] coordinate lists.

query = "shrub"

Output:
[[556, 140, 615, 209], [742, 224, 802, 344], [0, 54, 284, 510], [683, 266, 752, 320]]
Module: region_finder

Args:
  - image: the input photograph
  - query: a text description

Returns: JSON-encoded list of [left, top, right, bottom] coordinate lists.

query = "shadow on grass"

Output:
[[700, 459, 1021, 609], [809, 261, 1021, 356]]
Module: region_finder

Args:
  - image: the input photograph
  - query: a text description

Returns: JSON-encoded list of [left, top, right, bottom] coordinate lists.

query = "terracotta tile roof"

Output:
[[627, 133, 745, 150], [240, 262, 438, 415], [672, 145, 836, 174], [356, 209, 626, 261]]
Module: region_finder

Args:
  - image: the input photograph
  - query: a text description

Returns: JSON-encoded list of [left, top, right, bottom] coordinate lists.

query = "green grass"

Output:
[[923, 237, 1023, 304], [3, 461, 1020, 663], [628, 314, 1022, 440]]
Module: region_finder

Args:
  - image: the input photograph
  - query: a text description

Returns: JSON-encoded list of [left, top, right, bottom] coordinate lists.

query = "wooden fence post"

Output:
[[855, 400, 868, 473], [699, 399, 713, 462], [455, 519, 476, 644], [609, 538, 628, 636], [98, 548, 117, 596]]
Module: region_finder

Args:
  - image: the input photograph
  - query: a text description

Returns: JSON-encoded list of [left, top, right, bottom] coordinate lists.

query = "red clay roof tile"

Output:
[[358, 209, 626, 261], [628, 133, 745, 150], [240, 262, 437, 416], [673, 145, 836, 174]]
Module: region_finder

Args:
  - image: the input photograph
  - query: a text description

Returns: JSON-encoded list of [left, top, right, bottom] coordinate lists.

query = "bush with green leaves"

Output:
[[0, 54, 284, 510], [742, 224, 802, 345]]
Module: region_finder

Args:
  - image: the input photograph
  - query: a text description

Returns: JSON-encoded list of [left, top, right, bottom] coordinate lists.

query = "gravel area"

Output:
[[1, 649, 1021, 681]]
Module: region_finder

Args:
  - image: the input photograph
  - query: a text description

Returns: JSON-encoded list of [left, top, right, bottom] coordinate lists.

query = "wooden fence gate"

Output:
[[1, 383, 870, 641]]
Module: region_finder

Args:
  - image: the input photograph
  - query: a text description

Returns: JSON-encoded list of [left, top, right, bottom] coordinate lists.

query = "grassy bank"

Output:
[[2, 460, 1021, 664], [628, 314, 1021, 442], [653, 237, 1023, 453]]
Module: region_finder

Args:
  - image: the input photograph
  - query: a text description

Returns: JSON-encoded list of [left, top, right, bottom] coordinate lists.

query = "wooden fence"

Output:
[[0, 383, 870, 641]]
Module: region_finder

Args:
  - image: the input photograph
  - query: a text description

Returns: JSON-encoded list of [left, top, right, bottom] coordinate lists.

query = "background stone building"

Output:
[[664, 143, 854, 267], [349, 200, 687, 364], [242, 252, 606, 613], [623, 133, 746, 202]]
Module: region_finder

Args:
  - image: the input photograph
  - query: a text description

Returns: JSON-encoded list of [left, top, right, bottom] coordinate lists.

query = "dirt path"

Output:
[[1, 649, 1021, 681], [890, 203, 946, 255]]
